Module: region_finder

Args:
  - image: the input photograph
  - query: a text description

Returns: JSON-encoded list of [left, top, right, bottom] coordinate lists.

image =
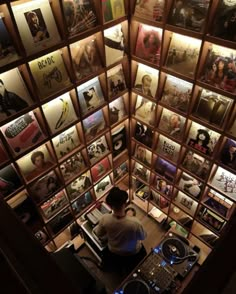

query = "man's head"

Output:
[[106, 187, 128, 210], [31, 151, 45, 168], [0, 79, 5, 96]]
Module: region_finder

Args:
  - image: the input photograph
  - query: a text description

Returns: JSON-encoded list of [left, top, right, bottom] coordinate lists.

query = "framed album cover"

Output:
[[87, 135, 109, 165], [102, 0, 125, 22], [161, 74, 193, 114], [48, 207, 73, 235], [42, 93, 77, 134], [91, 157, 111, 183], [198, 206, 226, 232], [114, 161, 128, 182], [94, 174, 112, 199], [135, 23, 162, 65], [156, 134, 181, 163], [0, 68, 33, 123], [134, 95, 156, 126], [134, 121, 154, 148], [0, 164, 22, 198], [173, 191, 198, 217], [154, 157, 177, 183], [158, 108, 186, 141], [133, 161, 150, 183], [111, 124, 127, 157], [107, 64, 126, 98], [82, 110, 106, 142], [155, 177, 172, 198], [109, 96, 127, 125], [134, 144, 152, 167], [219, 138, 236, 171], [187, 121, 221, 156], [52, 126, 81, 160], [178, 172, 203, 199], [134, 0, 165, 22], [77, 77, 105, 117], [150, 189, 169, 210], [71, 191, 93, 215]]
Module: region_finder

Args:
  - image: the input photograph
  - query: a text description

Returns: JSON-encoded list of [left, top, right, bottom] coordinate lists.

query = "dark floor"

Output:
[[76, 204, 167, 294]]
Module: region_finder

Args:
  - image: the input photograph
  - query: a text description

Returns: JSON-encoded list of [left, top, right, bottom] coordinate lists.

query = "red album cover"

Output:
[[91, 157, 111, 182]]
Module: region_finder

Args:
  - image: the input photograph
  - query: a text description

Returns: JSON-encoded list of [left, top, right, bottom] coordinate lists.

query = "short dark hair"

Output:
[[31, 151, 44, 164], [106, 187, 128, 210]]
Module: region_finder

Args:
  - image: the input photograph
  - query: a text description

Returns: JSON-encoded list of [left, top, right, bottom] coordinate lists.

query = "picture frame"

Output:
[[134, 144, 152, 167], [154, 157, 176, 183], [111, 124, 127, 157], [134, 0, 165, 22], [82, 109, 106, 142], [0, 164, 22, 198], [87, 135, 110, 165], [107, 64, 126, 98], [91, 157, 111, 183], [71, 191, 93, 215], [133, 161, 150, 183], [156, 134, 181, 163], [114, 161, 128, 182], [134, 95, 156, 126], [94, 174, 112, 199], [109, 96, 127, 125], [219, 138, 236, 171], [178, 172, 203, 199]]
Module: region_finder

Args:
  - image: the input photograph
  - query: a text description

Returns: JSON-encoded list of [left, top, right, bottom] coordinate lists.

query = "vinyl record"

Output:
[[114, 139, 122, 150]]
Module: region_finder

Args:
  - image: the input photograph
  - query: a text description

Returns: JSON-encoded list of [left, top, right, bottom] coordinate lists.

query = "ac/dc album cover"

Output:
[[70, 36, 102, 80], [52, 126, 81, 160], [134, 0, 165, 22], [134, 144, 152, 167], [210, 166, 236, 201], [156, 134, 181, 163], [0, 164, 22, 198], [48, 207, 73, 235], [134, 121, 154, 148], [193, 89, 233, 127], [11, 0, 61, 55], [66, 170, 92, 201], [109, 96, 127, 125], [102, 0, 125, 22], [135, 23, 162, 65], [91, 157, 111, 183], [82, 110, 106, 142], [29, 50, 71, 99], [28, 170, 61, 204], [158, 108, 186, 141], [71, 191, 93, 215], [165, 33, 201, 78], [211, 0, 236, 42], [77, 77, 105, 117], [87, 135, 109, 165], [107, 64, 126, 98], [178, 172, 203, 199], [0, 141, 9, 166], [1, 111, 45, 156], [220, 138, 236, 171], [198, 206, 226, 232], [154, 157, 177, 183], [168, 0, 210, 32], [181, 150, 211, 180], [161, 74, 193, 114], [155, 176, 172, 198], [40, 190, 68, 220], [134, 63, 159, 98], [0, 17, 19, 67], [111, 124, 127, 157], [187, 122, 221, 156], [199, 44, 236, 93], [150, 189, 169, 210], [62, 0, 97, 36], [17, 144, 54, 182], [0, 68, 33, 123], [42, 93, 77, 134], [114, 161, 128, 181], [60, 151, 86, 182], [94, 174, 112, 199], [174, 191, 198, 217], [133, 161, 150, 183], [134, 95, 156, 126]]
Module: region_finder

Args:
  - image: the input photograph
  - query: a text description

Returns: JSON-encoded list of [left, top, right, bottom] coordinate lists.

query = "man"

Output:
[[93, 187, 147, 274], [27, 151, 53, 180], [135, 74, 153, 97]]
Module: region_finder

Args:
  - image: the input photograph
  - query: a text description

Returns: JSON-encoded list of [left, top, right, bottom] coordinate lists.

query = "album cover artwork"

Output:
[[77, 77, 105, 117], [156, 134, 181, 163], [220, 138, 236, 171], [150, 189, 169, 210], [211, 0, 236, 42], [48, 207, 73, 235], [62, 0, 97, 36], [0, 68, 33, 123], [60, 151, 86, 182], [11, 0, 61, 55], [198, 206, 226, 232], [134, 144, 152, 167], [165, 33, 201, 77], [1, 111, 45, 156], [40, 190, 68, 220], [29, 50, 71, 99], [94, 175, 112, 199], [168, 0, 210, 32], [134, 0, 165, 22], [102, 0, 125, 22], [0, 17, 19, 67], [161, 75, 193, 113], [133, 180, 149, 201], [178, 172, 203, 199], [182, 150, 211, 180], [114, 161, 128, 181], [0, 164, 22, 198], [194, 89, 233, 127], [133, 161, 150, 183], [107, 64, 126, 98], [210, 166, 236, 201], [91, 157, 111, 182], [155, 157, 177, 183], [102, 0, 113, 22], [111, 125, 127, 157], [87, 135, 109, 165], [135, 23, 162, 65], [187, 122, 221, 156], [52, 126, 81, 160], [42, 93, 77, 134], [28, 170, 61, 204], [173, 191, 198, 217], [82, 110, 106, 142], [228, 116, 236, 138], [158, 108, 186, 141], [134, 95, 156, 126], [104, 22, 127, 66], [71, 191, 93, 215], [134, 121, 153, 148], [70, 36, 102, 80], [66, 170, 92, 201], [109, 96, 127, 125], [0, 141, 8, 166], [155, 177, 172, 198], [17, 144, 54, 181], [134, 64, 159, 98], [200, 44, 236, 93]]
